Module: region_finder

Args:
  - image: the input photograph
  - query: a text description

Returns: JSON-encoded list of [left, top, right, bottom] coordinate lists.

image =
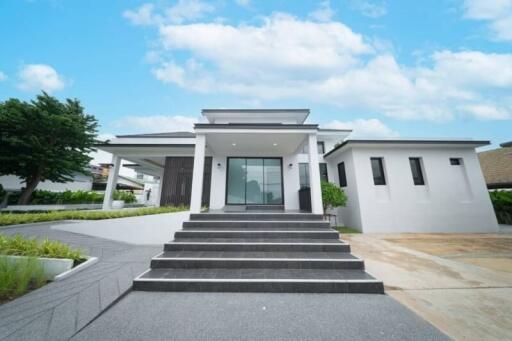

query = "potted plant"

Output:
[[321, 181, 348, 224]]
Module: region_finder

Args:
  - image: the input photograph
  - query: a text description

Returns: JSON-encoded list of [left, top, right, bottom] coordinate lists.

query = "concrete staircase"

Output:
[[133, 212, 384, 293]]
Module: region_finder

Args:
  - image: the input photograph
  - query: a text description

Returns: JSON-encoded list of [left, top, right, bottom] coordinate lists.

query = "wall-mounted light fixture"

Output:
[[217, 162, 222, 169], [288, 163, 293, 169]]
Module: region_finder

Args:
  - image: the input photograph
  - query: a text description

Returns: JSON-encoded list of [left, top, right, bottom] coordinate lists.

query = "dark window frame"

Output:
[[338, 162, 347, 187], [370, 157, 386, 186], [450, 158, 461, 165], [319, 163, 328, 182], [225, 157, 284, 206], [317, 142, 325, 154], [409, 157, 425, 186]]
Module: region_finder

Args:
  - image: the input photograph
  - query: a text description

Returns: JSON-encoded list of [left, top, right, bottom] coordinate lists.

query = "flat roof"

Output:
[[500, 141, 512, 148], [194, 123, 319, 130], [202, 109, 310, 114], [202, 109, 310, 124], [115, 132, 195, 138], [324, 139, 491, 158]]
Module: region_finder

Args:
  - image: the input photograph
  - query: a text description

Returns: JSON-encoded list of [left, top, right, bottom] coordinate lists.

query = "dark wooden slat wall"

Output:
[[159, 157, 212, 207]]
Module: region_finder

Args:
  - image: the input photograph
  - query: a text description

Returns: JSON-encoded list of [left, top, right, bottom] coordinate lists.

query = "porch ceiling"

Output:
[[206, 132, 307, 156]]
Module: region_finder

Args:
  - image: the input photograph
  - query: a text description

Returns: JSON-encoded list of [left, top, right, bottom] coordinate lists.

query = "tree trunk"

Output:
[[17, 175, 41, 205]]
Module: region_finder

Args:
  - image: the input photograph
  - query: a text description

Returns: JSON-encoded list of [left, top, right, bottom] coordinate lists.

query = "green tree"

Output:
[[321, 181, 348, 213], [0, 92, 98, 204]]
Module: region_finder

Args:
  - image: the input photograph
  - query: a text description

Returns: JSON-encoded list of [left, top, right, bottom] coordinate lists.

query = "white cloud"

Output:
[[350, 0, 387, 18], [309, 1, 335, 22], [324, 118, 399, 138], [123, 3, 161, 26], [132, 12, 511, 122], [235, 0, 251, 8], [18, 64, 66, 92], [114, 115, 199, 133], [123, 0, 214, 26], [0, 71, 7, 81], [463, 0, 512, 41], [461, 104, 511, 120]]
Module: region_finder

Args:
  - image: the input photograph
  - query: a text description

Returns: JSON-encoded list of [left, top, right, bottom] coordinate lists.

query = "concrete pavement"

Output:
[[71, 291, 448, 341], [344, 232, 512, 341]]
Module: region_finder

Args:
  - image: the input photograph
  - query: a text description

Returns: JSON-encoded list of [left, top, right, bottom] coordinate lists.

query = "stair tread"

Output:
[[137, 268, 377, 281], [155, 251, 356, 259], [171, 238, 344, 243]]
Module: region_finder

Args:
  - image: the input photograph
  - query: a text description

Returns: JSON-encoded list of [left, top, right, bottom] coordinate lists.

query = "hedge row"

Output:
[[490, 190, 512, 225], [7, 190, 136, 205]]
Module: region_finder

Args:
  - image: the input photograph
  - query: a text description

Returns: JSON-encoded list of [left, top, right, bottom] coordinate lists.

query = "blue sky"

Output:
[[1, 0, 511, 150]]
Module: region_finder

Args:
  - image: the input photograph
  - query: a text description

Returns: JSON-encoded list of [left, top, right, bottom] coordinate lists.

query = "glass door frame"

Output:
[[225, 157, 285, 205]]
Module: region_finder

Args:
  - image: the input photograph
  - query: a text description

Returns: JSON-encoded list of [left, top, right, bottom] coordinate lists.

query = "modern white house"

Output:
[[98, 109, 499, 233]]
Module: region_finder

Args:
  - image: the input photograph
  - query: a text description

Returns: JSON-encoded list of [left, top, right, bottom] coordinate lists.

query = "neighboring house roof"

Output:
[[324, 139, 490, 158], [92, 175, 144, 191], [115, 132, 195, 138], [500, 141, 512, 148], [478, 145, 512, 189]]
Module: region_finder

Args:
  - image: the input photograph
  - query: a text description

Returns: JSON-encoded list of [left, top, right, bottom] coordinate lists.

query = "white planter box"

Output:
[[0, 255, 97, 281], [112, 200, 125, 209]]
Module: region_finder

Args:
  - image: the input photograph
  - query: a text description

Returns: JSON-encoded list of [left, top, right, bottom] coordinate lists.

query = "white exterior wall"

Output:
[[0, 174, 93, 192], [327, 145, 498, 233], [325, 149, 363, 230]]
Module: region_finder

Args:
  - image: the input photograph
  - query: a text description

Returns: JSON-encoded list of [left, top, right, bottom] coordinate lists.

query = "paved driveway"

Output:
[[344, 232, 512, 341], [71, 291, 447, 341], [0, 222, 448, 341], [0, 222, 160, 341]]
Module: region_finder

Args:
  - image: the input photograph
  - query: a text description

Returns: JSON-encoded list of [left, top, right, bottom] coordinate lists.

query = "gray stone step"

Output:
[[183, 221, 331, 229], [164, 240, 351, 252], [174, 230, 340, 239], [133, 268, 384, 293], [150, 253, 364, 269], [190, 213, 324, 221]]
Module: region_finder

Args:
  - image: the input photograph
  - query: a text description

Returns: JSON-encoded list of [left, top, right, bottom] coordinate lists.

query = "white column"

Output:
[[190, 133, 206, 213], [154, 170, 164, 207], [102, 154, 121, 210], [308, 134, 323, 214]]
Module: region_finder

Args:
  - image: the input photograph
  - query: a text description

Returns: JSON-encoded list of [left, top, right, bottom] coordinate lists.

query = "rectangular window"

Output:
[[299, 163, 328, 188], [338, 162, 347, 187], [317, 142, 325, 154], [450, 158, 461, 165], [370, 157, 386, 185], [300, 142, 326, 154], [299, 163, 309, 189], [409, 158, 425, 186], [319, 163, 328, 182]]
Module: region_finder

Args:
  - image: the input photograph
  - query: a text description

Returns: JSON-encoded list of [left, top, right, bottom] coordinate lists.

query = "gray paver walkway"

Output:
[[0, 222, 160, 341], [71, 291, 449, 341]]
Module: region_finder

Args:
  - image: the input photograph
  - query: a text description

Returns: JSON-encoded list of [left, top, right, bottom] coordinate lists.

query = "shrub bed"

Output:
[[490, 190, 512, 224], [7, 190, 137, 205], [0, 257, 46, 303], [0, 206, 188, 226], [0, 234, 85, 265]]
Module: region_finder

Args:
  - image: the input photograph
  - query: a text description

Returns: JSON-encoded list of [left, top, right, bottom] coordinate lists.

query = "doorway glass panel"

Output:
[[246, 159, 264, 204], [227, 158, 246, 204], [226, 158, 283, 205]]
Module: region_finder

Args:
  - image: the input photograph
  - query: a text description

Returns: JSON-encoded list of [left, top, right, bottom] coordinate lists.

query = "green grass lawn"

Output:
[[333, 226, 361, 234], [0, 206, 188, 227]]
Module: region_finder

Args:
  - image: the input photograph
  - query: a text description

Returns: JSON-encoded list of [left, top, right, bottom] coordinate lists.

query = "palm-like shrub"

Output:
[[321, 181, 348, 213]]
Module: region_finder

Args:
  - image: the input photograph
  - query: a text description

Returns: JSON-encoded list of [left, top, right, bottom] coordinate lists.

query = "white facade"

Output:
[[325, 142, 499, 233], [97, 109, 499, 233]]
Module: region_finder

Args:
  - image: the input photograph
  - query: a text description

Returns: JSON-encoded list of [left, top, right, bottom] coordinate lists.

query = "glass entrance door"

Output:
[[226, 158, 283, 205]]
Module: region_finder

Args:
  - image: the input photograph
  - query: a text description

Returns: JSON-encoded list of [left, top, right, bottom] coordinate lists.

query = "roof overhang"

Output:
[[202, 109, 310, 124], [324, 139, 491, 158]]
